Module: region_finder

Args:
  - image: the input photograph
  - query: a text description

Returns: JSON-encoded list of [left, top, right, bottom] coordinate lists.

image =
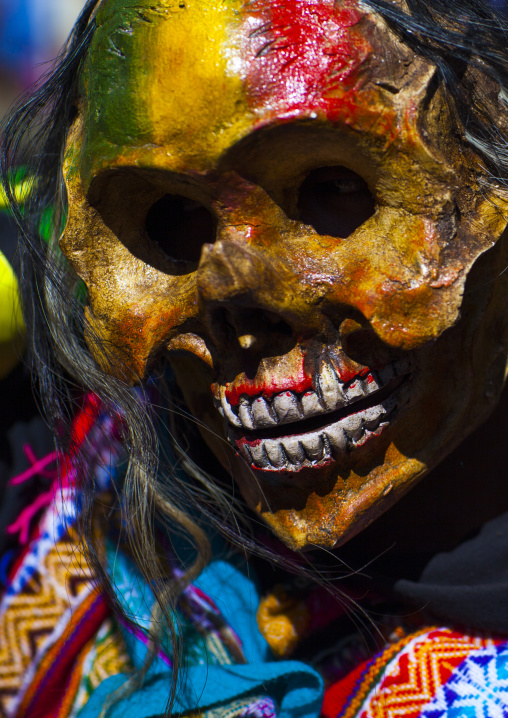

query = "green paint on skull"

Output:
[[75, 2, 177, 183]]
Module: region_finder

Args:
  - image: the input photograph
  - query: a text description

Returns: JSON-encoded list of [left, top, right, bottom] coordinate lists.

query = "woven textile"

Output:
[[322, 628, 508, 718], [0, 527, 98, 716], [0, 395, 130, 718], [69, 619, 133, 718]]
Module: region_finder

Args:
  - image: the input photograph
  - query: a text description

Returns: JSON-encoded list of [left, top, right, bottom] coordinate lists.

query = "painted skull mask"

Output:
[[61, 0, 508, 549]]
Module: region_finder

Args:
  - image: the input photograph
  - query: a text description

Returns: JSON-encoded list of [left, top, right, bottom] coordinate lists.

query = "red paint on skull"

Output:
[[222, 363, 314, 405], [328, 363, 369, 383], [242, 0, 375, 125], [220, 357, 371, 406]]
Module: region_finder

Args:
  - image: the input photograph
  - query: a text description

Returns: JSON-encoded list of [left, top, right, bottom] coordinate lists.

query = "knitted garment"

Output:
[[1, 394, 508, 718], [0, 395, 131, 718], [323, 628, 508, 718]]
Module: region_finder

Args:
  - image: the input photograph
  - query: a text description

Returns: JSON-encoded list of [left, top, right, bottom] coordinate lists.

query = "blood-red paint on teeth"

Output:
[[222, 361, 313, 405]]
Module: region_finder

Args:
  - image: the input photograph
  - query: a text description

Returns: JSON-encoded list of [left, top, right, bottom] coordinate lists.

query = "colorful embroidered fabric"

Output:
[[322, 627, 508, 718], [1, 393, 508, 718], [0, 395, 131, 718]]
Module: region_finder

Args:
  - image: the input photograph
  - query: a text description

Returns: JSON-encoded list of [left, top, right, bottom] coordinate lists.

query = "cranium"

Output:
[[60, 0, 508, 550]]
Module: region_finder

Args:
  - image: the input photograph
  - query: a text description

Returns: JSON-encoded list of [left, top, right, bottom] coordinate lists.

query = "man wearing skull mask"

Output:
[[3, 0, 508, 716]]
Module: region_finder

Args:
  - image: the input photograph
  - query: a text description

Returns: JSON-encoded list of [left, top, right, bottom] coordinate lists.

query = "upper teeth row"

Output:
[[216, 358, 409, 430]]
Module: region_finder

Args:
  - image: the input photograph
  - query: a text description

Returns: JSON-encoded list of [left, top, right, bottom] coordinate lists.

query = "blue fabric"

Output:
[[79, 543, 323, 718], [194, 558, 272, 664], [420, 643, 508, 717], [79, 661, 323, 718]]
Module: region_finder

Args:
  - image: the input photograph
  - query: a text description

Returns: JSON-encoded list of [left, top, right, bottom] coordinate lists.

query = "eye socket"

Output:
[[298, 166, 375, 238], [145, 194, 217, 264]]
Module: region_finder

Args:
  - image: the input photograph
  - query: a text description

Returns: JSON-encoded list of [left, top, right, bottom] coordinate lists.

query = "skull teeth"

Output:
[[272, 391, 303, 423], [218, 357, 409, 431], [251, 396, 278, 428], [280, 436, 306, 464], [300, 390, 323, 417], [237, 398, 398, 471], [318, 361, 345, 411], [238, 397, 255, 430]]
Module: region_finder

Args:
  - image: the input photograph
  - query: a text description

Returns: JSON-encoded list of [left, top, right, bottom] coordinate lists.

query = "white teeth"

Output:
[[239, 399, 399, 471], [362, 405, 383, 430], [265, 439, 285, 468], [249, 442, 270, 469], [281, 436, 306, 464], [300, 432, 324, 462], [342, 414, 363, 440], [219, 358, 409, 433], [324, 424, 348, 454], [345, 380, 364, 402], [219, 388, 242, 428], [318, 361, 345, 411], [238, 398, 255, 430], [362, 374, 380, 394], [251, 396, 278, 427], [300, 391, 323, 417], [272, 392, 302, 423]]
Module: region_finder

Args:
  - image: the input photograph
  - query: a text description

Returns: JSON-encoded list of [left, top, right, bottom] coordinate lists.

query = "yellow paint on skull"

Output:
[[147, 1, 253, 170], [76, 0, 258, 184]]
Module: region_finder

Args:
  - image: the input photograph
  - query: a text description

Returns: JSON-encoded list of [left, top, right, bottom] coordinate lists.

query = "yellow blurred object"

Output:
[[0, 180, 32, 210], [0, 250, 25, 379], [257, 585, 310, 658]]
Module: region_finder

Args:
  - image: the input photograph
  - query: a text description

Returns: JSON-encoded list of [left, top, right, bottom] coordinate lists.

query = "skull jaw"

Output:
[[175, 348, 503, 552]]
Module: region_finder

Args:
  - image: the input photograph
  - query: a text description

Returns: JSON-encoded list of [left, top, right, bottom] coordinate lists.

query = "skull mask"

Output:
[[61, 0, 508, 550]]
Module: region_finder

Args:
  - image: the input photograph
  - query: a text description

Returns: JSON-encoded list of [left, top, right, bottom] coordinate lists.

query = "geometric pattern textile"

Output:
[[322, 627, 508, 718], [69, 619, 132, 718], [0, 394, 127, 718], [420, 642, 508, 718], [13, 590, 109, 718], [0, 528, 97, 717]]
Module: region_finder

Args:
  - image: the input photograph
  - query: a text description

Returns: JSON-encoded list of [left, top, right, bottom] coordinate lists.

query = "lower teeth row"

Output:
[[237, 398, 396, 471]]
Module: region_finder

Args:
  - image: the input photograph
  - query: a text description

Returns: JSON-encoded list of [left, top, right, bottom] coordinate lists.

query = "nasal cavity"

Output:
[[145, 194, 217, 264], [298, 166, 375, 238]]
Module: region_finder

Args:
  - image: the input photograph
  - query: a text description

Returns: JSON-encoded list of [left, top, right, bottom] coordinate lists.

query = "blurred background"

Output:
[[0, 0, 85, 560], [0, 0, 85, 118], [0, 0, 85, 378]]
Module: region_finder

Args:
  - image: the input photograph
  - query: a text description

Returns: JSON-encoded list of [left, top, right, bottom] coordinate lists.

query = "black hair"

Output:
[[367, 0, 508, 175]]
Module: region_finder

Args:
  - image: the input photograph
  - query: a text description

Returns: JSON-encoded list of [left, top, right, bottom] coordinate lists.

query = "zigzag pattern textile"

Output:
[[322, 628, 508, 718], [0, 395, 131, 718]]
